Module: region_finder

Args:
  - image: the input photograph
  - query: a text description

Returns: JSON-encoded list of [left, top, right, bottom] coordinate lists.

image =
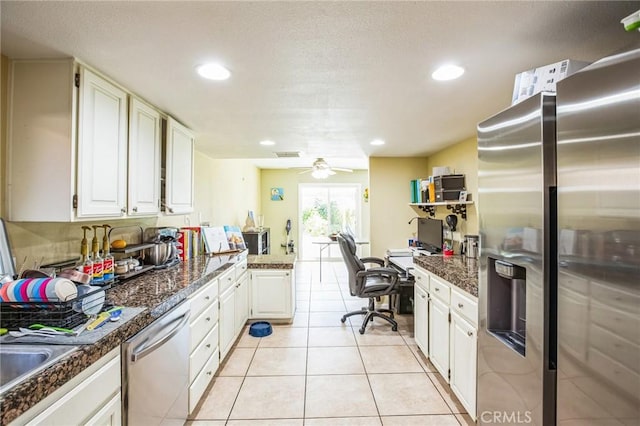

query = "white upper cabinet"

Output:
[[7, 59, 77, 221], [7, 59, 194, 221], [128, 98, 161, 216], [164, 117, 195, 215], [77, 67, 128, 218]]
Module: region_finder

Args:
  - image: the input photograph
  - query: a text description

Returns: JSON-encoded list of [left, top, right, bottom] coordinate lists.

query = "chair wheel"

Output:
[[359, 328, 365, 334], [392, 325, 398, 332], [340, 317, 346, 323]]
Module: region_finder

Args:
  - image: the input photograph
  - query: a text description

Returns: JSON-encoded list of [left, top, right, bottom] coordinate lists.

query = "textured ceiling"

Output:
[[1, 1, 638, 170]]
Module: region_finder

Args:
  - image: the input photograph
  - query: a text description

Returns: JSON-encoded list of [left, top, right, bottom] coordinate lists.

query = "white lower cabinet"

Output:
[[188, 277, 220, 414], [414, 265, 478, 420], [429, 294, 450, 382], [219, 283, 236, 360], [450, 310, 477, 420], [234, 271, 250, 336], [414, 278, 429, 355], [14, 348, 121, 425], [250, 268, 296, 320]]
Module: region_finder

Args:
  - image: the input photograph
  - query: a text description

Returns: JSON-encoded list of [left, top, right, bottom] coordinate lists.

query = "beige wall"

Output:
[[1, 55, 8, 218], [426, 136, 479, 246], [260, 169, 369, 257], [369, 157, 429, 257]]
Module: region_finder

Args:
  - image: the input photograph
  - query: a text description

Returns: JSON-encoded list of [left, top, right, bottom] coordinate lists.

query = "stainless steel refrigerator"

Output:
[[477, 45, 639, 425]]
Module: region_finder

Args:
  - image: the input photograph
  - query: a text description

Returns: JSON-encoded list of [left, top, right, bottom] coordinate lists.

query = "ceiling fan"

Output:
[[298, 158, 353, 179]]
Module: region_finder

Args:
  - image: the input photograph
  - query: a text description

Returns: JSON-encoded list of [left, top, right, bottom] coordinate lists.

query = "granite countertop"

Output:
[[0, 251, 248, 425], [412, 255, 478, 297], [247, 254, 297, 269]]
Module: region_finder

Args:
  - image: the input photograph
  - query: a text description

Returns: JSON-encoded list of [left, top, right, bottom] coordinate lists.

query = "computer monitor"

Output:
[[417, 218, 443, 253]]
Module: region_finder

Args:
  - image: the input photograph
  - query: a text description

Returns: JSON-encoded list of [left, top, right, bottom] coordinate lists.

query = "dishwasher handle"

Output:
[[131, 310, 190, 363]]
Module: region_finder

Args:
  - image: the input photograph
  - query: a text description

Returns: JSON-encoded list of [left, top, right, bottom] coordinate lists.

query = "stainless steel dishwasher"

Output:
[[122, 300, 191, 426]]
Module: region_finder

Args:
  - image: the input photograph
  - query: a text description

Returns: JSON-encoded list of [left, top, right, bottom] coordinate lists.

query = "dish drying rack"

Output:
[[108, 225, 155, 281], [0, 285, 110, 330]]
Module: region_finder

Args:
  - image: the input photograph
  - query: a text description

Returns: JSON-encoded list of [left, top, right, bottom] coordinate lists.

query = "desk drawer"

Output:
[[412, 267, 429, 292], [430, 274, 450, 304], [189, 323, 219, 383], [190, 303, 219, 352], [451, 287, 478, 327], [190, 278, 218, 320]]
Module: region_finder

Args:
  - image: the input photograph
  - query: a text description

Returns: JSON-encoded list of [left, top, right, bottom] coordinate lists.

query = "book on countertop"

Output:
[[223, 225, 247, 250], [202, 226, 231, 254]]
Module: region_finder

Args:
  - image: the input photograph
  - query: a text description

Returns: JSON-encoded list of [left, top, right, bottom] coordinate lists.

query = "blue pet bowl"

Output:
[[249, 321, 273, 337]]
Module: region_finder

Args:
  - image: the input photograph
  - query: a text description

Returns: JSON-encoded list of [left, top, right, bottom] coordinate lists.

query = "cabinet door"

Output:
[[128, 97, 161, 216], [77, 67, 128, 218], [234, 272, 250, 336], [251, 270, 292, 319], [429, 295, 450, 382], [164, 117, 194, 214], [414, 284, 429, 356], [84, 392, 122, 426], [219, 285, 236, 360], [450, 311, 477, 420]]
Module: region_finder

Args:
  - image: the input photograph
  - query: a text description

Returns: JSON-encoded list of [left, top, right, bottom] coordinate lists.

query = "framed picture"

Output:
[[271, 187, 284, 201], [459, 190, 468, 202]]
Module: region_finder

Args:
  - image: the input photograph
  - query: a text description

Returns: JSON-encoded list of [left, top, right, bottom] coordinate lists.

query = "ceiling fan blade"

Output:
[[332, 167, 353, 173], [298, 169, 313, 174]]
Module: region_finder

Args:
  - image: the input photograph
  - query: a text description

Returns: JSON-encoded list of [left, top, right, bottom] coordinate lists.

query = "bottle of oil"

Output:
[[91, 225, 104, 284], [79, 226, 94, 277], [101, 224, 114, 281]]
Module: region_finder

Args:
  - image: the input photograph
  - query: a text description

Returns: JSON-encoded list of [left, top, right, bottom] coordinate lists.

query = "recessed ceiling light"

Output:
[[432, 64, 465, 81], [196, 63, 231, 81], [259, 140, 275, 146], [370, 139, 385, 146]]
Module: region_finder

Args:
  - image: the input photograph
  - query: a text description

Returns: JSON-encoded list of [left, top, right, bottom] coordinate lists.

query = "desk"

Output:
[[312, 239, 369, 281], [387, 256, 416, 314]]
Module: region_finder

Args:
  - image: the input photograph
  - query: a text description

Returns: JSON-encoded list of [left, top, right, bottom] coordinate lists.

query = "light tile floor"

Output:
[[189, 261, 474, 426]]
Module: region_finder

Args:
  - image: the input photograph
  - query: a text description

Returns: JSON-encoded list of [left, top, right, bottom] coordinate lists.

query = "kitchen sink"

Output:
[[0, 344, 78, 394]]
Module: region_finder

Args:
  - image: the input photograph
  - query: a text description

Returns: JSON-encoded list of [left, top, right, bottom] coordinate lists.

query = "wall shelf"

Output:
[[409, 201, 474, 219]]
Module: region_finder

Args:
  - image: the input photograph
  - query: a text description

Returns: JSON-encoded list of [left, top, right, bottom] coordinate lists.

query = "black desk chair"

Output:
[[336, 232, 400, 334]]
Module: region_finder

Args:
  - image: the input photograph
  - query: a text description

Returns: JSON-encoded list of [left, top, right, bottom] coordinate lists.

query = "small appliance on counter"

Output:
[[143, 227, 181, 269]]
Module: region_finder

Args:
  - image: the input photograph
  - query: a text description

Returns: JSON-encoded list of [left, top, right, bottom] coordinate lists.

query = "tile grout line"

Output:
[[223, 335, 260, 424]]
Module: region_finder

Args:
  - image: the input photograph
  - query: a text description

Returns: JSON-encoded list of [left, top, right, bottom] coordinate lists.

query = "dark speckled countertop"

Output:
[[247, 254, 296, 269], [412, 255, 478, 297], [0, 250, 280, 425]]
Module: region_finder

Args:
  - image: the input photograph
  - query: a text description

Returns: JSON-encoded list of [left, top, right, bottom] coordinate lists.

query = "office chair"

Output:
[[336, 232, 400, 334]]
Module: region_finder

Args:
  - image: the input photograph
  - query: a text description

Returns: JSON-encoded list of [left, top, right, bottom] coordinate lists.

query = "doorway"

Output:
[[298, 184, 361, 260]]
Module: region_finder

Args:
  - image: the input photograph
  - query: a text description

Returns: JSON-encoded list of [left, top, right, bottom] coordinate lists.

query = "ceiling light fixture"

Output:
[[259, 140, 275, 146], [196, 63, 231, 81], [370, 139, 385, 146], [432, 64, 465, 81], [312, 169, 331, 179]]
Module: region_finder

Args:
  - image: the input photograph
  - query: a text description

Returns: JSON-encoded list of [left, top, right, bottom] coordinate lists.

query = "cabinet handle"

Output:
[[167, 206, 174, 213], [458, 303, 464, 308], [205, 296, 210, 300], [468, 331, 473, 337], [207, 371, 213, 376], [206, 317, 211, 322], [285, 273, 289, 276], [206, 344, 211, 349], [132, 206, 138, 212], [120, 207, 126, 214], [420, 294, 426, 299], [435, 288, 440, 292]]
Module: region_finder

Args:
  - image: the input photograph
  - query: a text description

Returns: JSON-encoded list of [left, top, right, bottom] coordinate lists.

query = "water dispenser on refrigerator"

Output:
[[487, 258, 527, 356]]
